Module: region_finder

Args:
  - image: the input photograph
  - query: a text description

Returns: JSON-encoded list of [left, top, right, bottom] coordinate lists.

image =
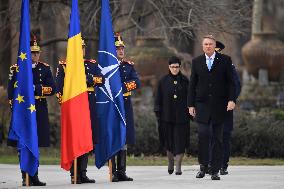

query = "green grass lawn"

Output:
[[1, 147, 284, 165]]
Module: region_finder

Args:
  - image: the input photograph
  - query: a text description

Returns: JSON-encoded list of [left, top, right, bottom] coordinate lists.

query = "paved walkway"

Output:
[[0, 164, 284, 189]]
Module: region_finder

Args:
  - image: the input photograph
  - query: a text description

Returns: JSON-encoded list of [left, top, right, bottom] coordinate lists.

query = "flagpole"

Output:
[[25, 173, 29, 186], [109, 159, 112, 182], [74, 158, 77, 184]]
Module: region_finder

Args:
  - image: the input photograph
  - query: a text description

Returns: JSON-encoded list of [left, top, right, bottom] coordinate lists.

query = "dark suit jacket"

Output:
[[188, 52, 236, 124]]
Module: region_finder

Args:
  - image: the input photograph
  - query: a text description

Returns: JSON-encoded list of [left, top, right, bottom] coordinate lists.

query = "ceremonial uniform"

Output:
[[7, 38, 55, 186], [119, 59, 141, 144], [55, 39, 104, 184], [111, 33, 141, 182], [8, 63, 55, 147], [211, 41, 241, 175]]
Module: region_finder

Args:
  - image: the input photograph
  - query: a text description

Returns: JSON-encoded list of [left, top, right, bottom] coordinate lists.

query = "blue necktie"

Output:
[[208, 58, 212, 71]]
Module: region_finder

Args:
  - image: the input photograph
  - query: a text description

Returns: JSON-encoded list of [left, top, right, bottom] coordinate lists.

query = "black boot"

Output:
[[70, 158, 82, 184], [196, 165, 208, 178], [211, 173, 221, 180], [111, 156, 119, 182], [21, 171, 32, 186], [117, 150, 133, 181], [71, 176, 82, 184], [80, 153, 96, 183], [31, 171, 46, 186], [220, 167, 228, 175]]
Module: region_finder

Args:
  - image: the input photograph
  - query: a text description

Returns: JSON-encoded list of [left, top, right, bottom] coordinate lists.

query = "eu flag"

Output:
[[8, 0, 39, 176], [95, 0, 126, 169]]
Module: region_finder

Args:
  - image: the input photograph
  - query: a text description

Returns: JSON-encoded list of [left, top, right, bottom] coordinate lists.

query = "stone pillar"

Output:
[[258, 69, 268, 86]]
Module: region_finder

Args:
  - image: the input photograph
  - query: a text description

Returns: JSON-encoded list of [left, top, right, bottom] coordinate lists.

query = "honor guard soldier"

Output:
[[56, 39, 104, 184], [7, 37, 56, 186], [207, 41, 241, 175], [111, 33, 141, 182]]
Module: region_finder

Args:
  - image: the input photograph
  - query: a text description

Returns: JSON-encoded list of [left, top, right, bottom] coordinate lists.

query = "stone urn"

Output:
[[127, 37, 176, 88], [242, 32, 284, 81]]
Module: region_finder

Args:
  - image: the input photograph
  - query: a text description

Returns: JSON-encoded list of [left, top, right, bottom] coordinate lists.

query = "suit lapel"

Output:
[[211, 52, 220, 71], [201, 54, 208, 71]]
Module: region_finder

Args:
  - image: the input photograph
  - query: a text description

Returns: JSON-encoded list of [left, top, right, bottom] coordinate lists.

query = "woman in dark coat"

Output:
[[154, 56, 190, 175]]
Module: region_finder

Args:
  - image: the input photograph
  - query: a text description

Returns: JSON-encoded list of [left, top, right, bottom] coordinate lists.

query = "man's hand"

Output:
[[188, 107, 196, 117], [227, 101, 235, 111]]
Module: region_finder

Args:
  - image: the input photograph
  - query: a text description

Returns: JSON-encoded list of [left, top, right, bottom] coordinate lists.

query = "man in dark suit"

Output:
[[188, 35, 236, 180]]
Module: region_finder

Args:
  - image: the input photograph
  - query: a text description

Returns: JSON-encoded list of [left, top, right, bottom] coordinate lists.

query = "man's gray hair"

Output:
[[203, 34, 216, 41]]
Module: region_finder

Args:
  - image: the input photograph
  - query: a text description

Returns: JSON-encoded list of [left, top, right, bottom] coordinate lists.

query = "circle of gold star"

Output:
[[15, 94, 25, 103], [19, 52, 27, 61], [28, 104, 36, 113], [14, 81, 18, 88]]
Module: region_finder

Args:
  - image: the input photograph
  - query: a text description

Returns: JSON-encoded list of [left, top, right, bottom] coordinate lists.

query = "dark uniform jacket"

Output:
[[55, 59, 104, 145], [188, 52, 236, 124], [224, 60, 242, 132], [154, 72, 190, 124], [8, 61, 56, 147], [119, 59, 141, 145]]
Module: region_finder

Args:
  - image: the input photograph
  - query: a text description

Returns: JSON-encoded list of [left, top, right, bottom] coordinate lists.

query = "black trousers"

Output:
[[70, 153, 88, 178], [198, 122, 223, 174], [222, 131, 231, 169]]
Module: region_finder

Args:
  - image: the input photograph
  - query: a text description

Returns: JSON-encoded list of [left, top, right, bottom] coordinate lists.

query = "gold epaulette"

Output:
[[38, 61, 50, 66], [122, 59, 134, 65], [58, 60, 66, 65], [85, 59, 96, 64]]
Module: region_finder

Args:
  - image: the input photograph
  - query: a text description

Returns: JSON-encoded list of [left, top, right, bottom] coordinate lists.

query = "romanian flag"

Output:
[[60, 0, 93, 171]]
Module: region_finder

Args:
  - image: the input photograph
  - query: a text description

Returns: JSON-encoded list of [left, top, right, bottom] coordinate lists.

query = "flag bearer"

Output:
[[110, 33, 141, 182], [56, 39, 104, 184], [8, 37, 56, 186]]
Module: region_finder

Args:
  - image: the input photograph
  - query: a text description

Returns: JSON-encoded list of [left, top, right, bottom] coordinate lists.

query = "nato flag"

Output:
[[8, 0, 39, 176], [95, 0, 126, 169]]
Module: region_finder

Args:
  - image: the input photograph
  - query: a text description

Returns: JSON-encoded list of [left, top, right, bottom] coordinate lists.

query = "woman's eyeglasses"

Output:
[[169, 65, 180, 69]]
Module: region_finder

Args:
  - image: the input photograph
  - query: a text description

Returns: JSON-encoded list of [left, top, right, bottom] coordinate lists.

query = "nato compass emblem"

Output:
[[96, 50, 126, 125]]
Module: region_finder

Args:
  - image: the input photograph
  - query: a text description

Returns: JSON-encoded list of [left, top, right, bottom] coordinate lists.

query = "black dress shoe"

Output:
[[71, 176, 82, 184], [206, 166, 212, 175], [211, 173, 220, 180], [118, 173, 133, 181], [196, 171, 206, 178], [22, 181, 33, 186], [31, 176, 46, 186], [81, 176, 96, 183], [112, 173, 119, 182], [22, 177, 32, 186], [175, 172, 182, 175], [168, 169, 174, 175], [220, 168, 228, 175]]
